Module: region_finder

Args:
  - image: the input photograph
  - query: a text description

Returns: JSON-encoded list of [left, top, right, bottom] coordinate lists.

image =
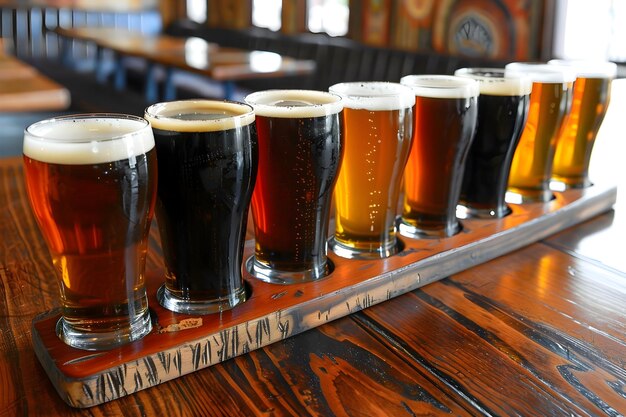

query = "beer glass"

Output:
[[548, 59, 617, 189], [505, 63, 576, 203], [244, 89, 343, 284], [454, 68, 532, 218], [399, 75, 479, 238], [328, 82, 414, 259], [145, 100, 257, 314], [23, 114, 157, 350]]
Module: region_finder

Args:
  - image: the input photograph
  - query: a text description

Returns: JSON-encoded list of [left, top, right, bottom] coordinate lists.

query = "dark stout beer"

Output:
[[455, 68, 531, 218], [399, 75, 479, 238], [23, 115, 157, 350], [245, 90, 343, 283], [145, 100, 257, 314]]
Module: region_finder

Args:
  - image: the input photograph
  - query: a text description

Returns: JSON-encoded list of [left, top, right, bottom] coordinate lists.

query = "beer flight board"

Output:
[[31, 184, 617, 408]]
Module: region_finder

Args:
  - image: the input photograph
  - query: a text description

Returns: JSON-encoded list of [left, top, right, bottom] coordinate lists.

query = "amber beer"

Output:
[[399, 75, 479, 238], [549, 60, 617, 188], [328, 82, 414, 258], [23, 115, 157, 350], [505, 63, 576, 203], [245, 90, 343, 284], [454, 68, 532, 218], [145, 100, 257, 314]]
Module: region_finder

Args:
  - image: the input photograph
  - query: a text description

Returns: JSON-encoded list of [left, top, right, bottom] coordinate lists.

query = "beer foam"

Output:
[[23, 115, 155, 165], [548, 59, 618, 79], [245, 90, 343, 118], [505, 63, 576, 83], [329, 82, 415, 111], [145, 99, 255, 132], [454, 68, 532, 96], [400, 75, 479, 99]]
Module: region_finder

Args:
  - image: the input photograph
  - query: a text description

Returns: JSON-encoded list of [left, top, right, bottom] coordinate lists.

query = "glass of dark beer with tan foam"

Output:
[[244, 90, 343, 284], [454, 68, 532, 218], [23, 114, 157, 350], [145, 100, 257, 315], [399, 75, 479, 238]]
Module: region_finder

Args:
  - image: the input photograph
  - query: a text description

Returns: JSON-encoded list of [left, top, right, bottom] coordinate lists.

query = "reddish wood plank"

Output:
[[360, 244, 626, 417], [30, 181, 617, 406]]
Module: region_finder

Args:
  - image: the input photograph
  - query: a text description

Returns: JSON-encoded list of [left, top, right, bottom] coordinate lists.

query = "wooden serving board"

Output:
[[32, 184, 617, 408]]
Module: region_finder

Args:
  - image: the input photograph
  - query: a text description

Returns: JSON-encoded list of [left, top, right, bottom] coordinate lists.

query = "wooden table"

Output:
[[55, 27, 317, 102], [1, 81, 625, 415], [0, 53, 70, 111]]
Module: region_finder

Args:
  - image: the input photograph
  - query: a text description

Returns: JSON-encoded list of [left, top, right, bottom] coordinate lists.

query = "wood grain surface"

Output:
[[54, 27, 316, 82], [1, 152, 625, 415], [0, 55, 70, 112], [2, 80, 626, 417]]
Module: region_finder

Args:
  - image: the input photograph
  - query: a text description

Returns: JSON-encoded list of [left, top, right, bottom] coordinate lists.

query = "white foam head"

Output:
[[245, 89, 343, 118], [505, 62, 576, 83], [23, 114, 155, 165], [400, 75, 479, 99], [454, 68, 532, 96], [145, 99, 255, 132], [328, 82, 415, 111], [548, 59, 617, 79]]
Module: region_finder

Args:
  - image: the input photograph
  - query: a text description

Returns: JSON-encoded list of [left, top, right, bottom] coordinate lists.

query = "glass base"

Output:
[[505, 189, 555, 204], [157, 285, 246, 315], [456, 204, 512, 220], [56, 310, 152, 351], [329, 236, 402, 260], [246, 256, 331, 285], [550, 178, 592, 191], [397, 217, 461, 239]]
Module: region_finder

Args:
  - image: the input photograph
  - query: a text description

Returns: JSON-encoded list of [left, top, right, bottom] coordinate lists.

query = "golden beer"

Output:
[[549, 60, 616, 188], [505, 63, 575, 203], [23, 115, 157, 350], [329, 82, 414, 259]]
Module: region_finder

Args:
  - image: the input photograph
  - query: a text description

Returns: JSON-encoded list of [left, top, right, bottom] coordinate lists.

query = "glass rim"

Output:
[[400, 75, 480, 99], [505, 62, 577, 83], [547, 59, 618, 79], [328, 81, 415, 110], [144, 99, 255, 132], [24, 113, 150, 144], [244, 89, 343, 118], [454, 67, 533, 96]]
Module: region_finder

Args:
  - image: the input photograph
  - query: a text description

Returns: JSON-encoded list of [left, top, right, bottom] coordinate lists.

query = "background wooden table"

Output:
[[1, 81, 625, 416], [54, 27, 316, 102], [0, 52, 70, 111]]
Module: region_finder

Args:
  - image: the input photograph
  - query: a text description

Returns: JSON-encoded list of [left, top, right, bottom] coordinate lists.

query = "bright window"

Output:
[[252, 0, 282, 31], [554, 0, 626, 62], [187, 0, 207, 24], [307, 0, 349, 36]]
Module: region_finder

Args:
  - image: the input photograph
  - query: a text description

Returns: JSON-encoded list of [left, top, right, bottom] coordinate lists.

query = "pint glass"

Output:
[[145, 100, 257, 314], [23, 114, 157, 350], [399, 75, 479, 238], [454, 68, 531, 218], [505, 63, 575, 203], [328, 82, 414, 259], [245, 90, 343, 284], [549, 60, 617, 189]]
